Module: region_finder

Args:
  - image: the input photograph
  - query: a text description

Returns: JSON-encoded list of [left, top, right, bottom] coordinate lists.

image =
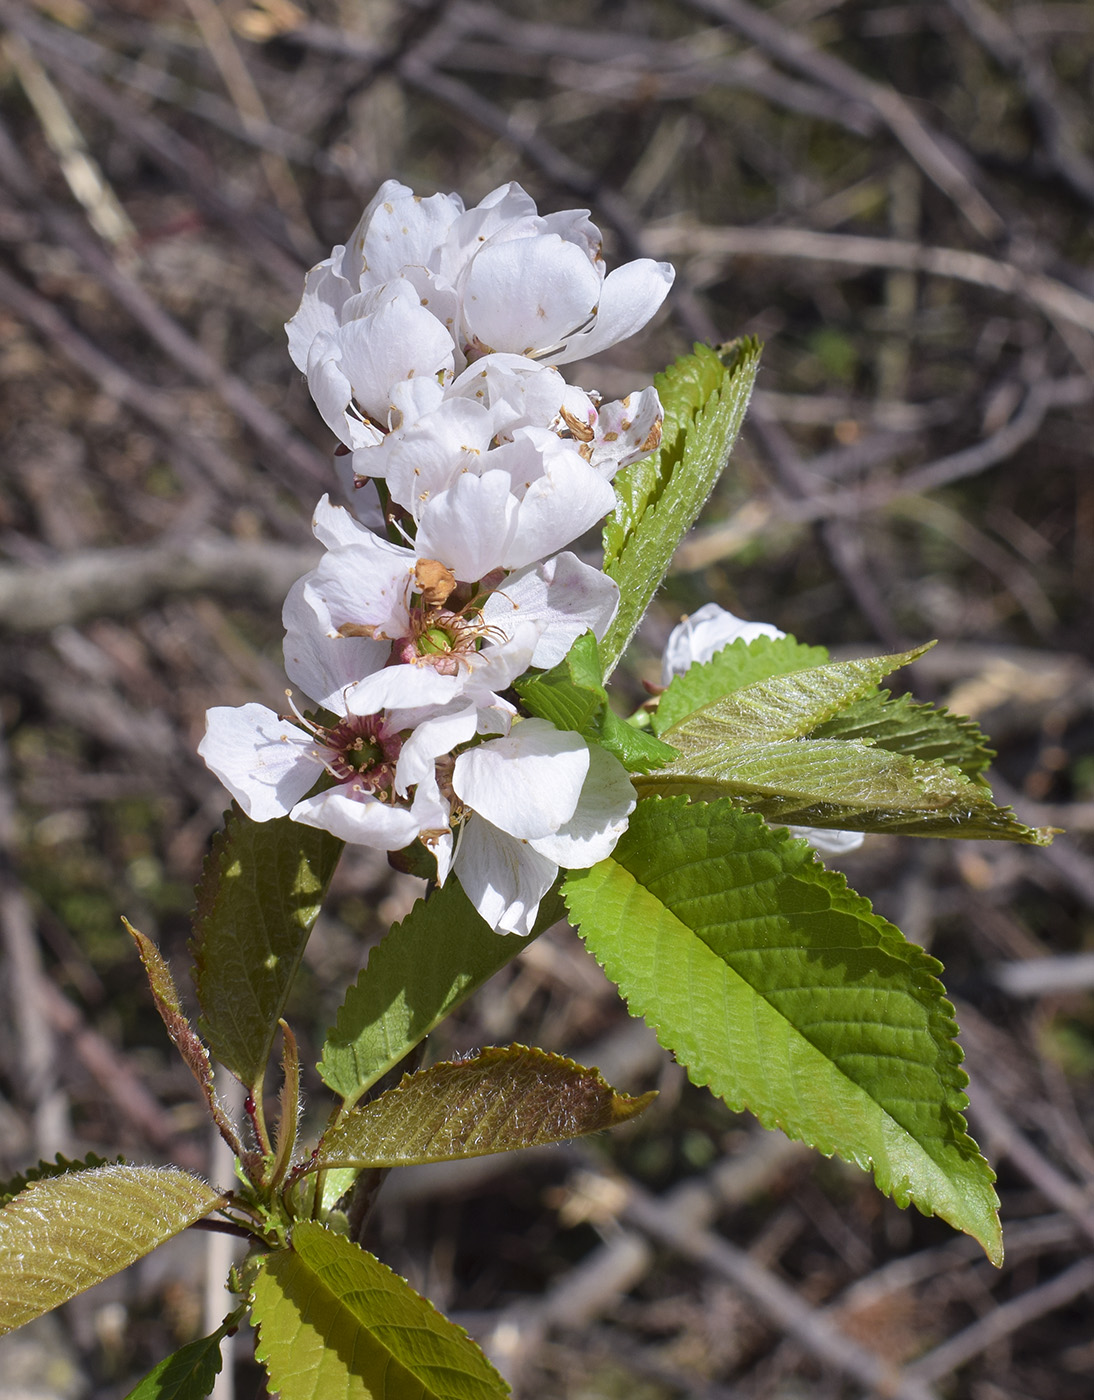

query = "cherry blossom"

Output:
[[287, 179, 673, 447]]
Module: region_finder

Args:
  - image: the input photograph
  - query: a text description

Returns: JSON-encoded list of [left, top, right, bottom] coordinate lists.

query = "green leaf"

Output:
[[809, 690, 995, 781], [563, 797, 1003, 1263], [319, 879, 563, 1108], [122, 1328, 226, 1400], [0, 1165, 226, 1335], [662, 645, 930, 745], [191, 808, 342, 1088], [654, 633, 830, 736], [314, 1045, 656, 1169], [600, 340, 761, 677], [515, 631, 676, 774], [636, 737, 1050, 841], [0, 1151, 119, 1208], [252, 1221, 509, 1400]]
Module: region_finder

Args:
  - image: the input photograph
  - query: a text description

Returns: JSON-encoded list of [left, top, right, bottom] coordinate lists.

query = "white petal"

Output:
[[481, 552, 619, 670], [661, 603, 785, 684], [199, 704, 320, 821], [304, 541, 416, 640], [415, 470, 520, 582], [452, 719, 589, 840], [453, 815, 557, 936], [550, 258, 675, 364], [528, 745, 635, 867], [785, 826, 865, 858], [282, 576, 387, 710], [286, 258, 351, 372], [351, 188, 462, 288], [503, 440, 617, 570], [312, 493, 372, 549], [395, 705, 479, 794], [291, 786, 421, 849], [460, 236, 602, 356], [344, 665, 461, 715], [588, 386, 665, 478], [335, 293, 455, 422]]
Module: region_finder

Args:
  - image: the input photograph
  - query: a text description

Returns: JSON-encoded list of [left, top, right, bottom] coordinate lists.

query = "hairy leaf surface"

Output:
[[636, 737, 1049, 841], [0, 1151, 119, 1208], [252, 1222, 509, 1399], [319, 880, 563, 1107], [563, 797, 1002, 1263], [122, 1328, 226, 1400], [515, 631, 675, 773], [0, 1165, 225, 1334], [192, 808, 342, 1088], [809, 690, 995, 780], [316, 1045, 655, 1168], [654, 633, 829, 735], [662, 646, 929, 746], [600, 340, 761, 677]]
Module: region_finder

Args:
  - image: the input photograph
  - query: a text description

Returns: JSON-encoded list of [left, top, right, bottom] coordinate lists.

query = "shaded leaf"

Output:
[[636, 736, 1051, 842], [600, 340, 761, 677], [0, 1165, 225, 1335], [809, 690, 995, 781], [122, 1327, 226, 1400], [563, 797, 1002, 1263], [191, 808, 342, 1089], [515, 631, 676, 774], [319, 879, 563, 1108], [126, 919, 242, 1157], [653, 633, 829, 736], [315, 1045, 655, 1169], [252, 1221, 509, 1399], [0, 1151, 119, 1209]]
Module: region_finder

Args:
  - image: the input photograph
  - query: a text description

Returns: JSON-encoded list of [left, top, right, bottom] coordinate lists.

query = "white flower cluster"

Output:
[[200, 180, 675, 935]]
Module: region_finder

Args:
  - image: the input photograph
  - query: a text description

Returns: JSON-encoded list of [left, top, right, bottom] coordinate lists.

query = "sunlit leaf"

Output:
[[662, 646, 929, 746], [563, 796, 1003, 1264], [600, 340, 761, 677], [0, 1165, 225, 1335], [0, 1151, 119, 1209], [809, 690, 995, 781], [315, 1045, 655, 1168], [636, 735, 1050, 841], [653, 633, 829, 736], [319, 879, 563, 1108], [192, 807, 342, 1089], [252, 1222, 509, 1399]]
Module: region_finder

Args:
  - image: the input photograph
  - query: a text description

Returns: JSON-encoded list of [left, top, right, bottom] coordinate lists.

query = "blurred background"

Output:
[[1, 0, 1093, 1395]]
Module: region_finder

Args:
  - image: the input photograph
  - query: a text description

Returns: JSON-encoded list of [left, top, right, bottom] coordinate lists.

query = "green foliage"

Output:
[[515, 631, 676, 774], [809, 690, 995, 781], [251, 1221, 510, 1399], [0, 1151, 119, 1208], [653, 634, 829, 736], [661, 645, 930, 744], [645, 646, 1049, 842], [314, 1045, 656, 1169], [600, 340, 761, 677], [122, 1327, 228, 1400], [191, 808, 342, 1089], [563, 797, 1003, 1263], [319, 879, 563, 1107], [0, 1165, 226, 1335]]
